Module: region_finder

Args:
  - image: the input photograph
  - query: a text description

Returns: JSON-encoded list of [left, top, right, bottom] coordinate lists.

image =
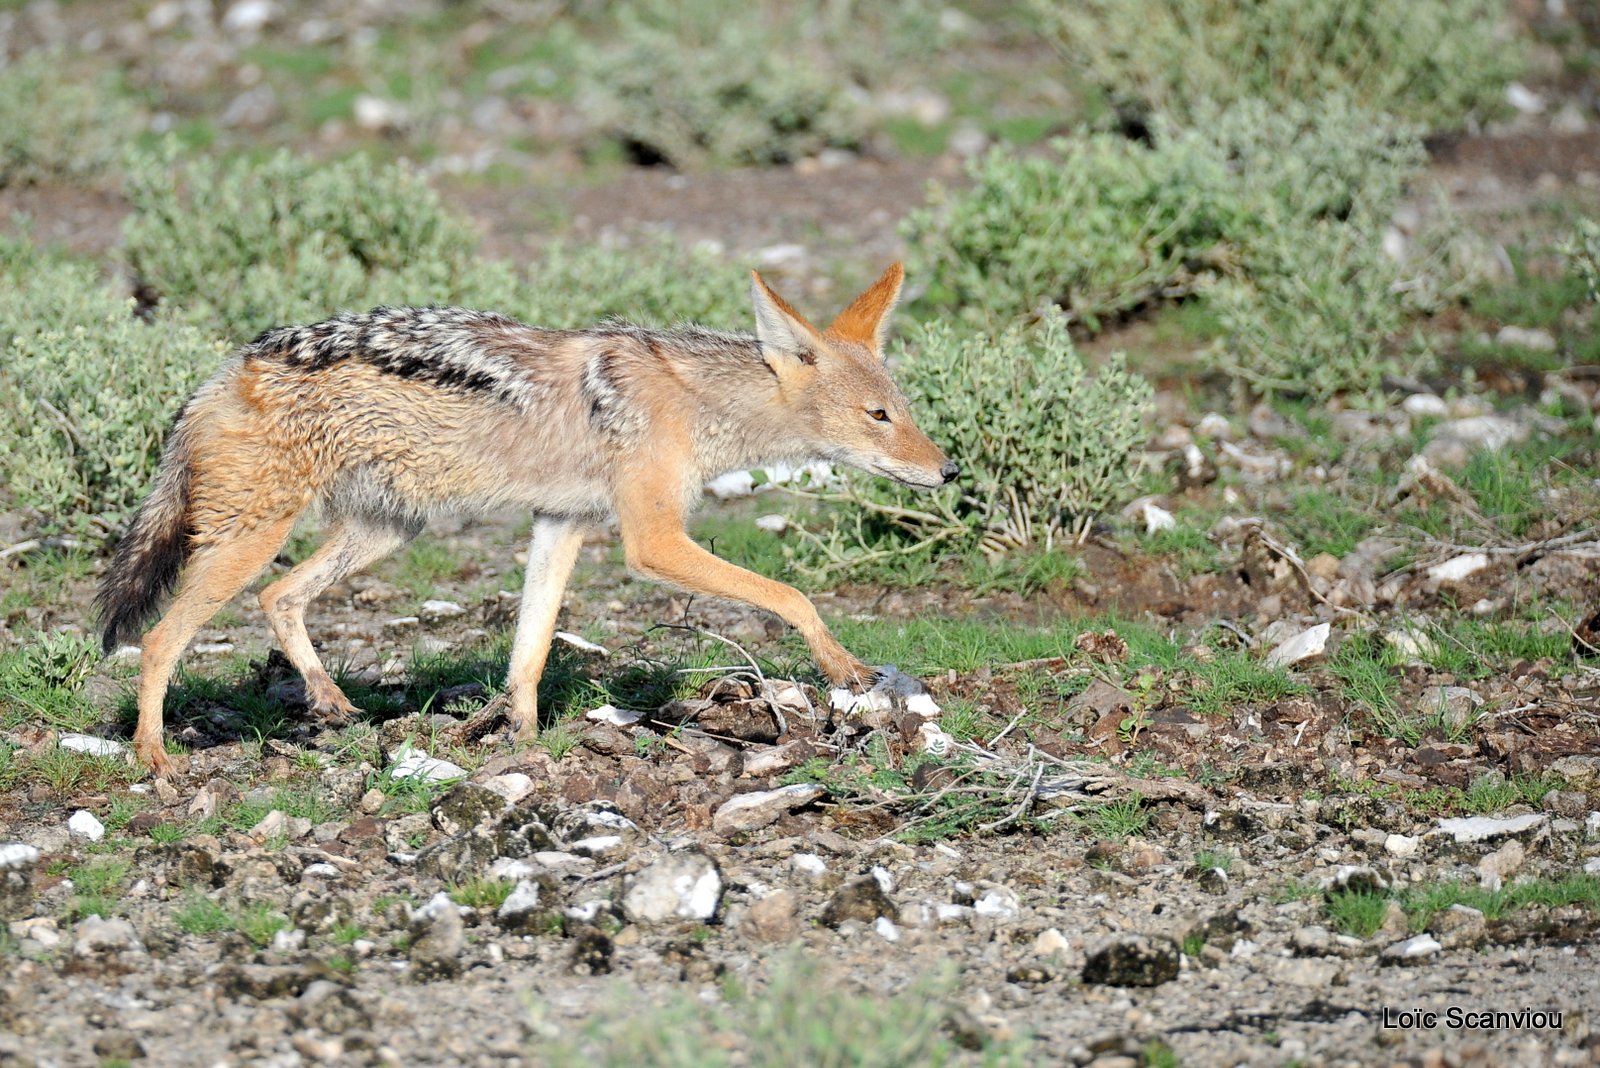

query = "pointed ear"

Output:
[[826, 261, 904, 356], [751, 270, 825, 368]]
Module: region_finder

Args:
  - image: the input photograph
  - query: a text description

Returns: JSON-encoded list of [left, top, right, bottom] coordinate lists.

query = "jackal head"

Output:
[[751, 263, 957, 490]]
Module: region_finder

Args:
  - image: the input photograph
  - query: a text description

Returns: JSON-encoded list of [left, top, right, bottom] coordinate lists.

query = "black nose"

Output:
[[939, 461, 960, 484]]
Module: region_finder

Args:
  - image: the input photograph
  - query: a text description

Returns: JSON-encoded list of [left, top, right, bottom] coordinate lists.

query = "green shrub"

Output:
[[574, 0, 867, 168], [792, 315, 1152, 572], [906, 96, 1424, 399], [122, 143, 749, 339], [122, 143, 514, 343], [1034, 0, 1518, 131], [0, 50, 138, 188], [0, 248, 228, 536]]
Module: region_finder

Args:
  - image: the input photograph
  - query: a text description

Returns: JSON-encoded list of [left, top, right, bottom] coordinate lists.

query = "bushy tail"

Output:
[[96, 409, 196, 654]]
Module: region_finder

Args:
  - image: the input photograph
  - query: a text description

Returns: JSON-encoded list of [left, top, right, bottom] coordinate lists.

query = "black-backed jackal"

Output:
[[98, 263, 957, 775]]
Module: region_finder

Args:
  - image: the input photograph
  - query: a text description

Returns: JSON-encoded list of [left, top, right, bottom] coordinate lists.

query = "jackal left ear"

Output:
[[751, 271, 826, 371], [825, 262, 904, 357]]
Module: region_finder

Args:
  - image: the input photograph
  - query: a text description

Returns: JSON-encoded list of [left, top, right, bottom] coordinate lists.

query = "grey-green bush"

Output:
[[574, 0, 866, 168], [122, 144, 510, 343], [792, 315, 1153, 572], [0, 50, 138, 188], [0, 244, 228, 536], [1034, 0, 1518, 131], [905, 96, 1425, 399], [122, 144, 750, 339]]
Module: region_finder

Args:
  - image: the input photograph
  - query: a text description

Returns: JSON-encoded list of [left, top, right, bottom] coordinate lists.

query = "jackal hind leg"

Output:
[[507, 516, 586, 742], [135, 517, 297, 775], [259, 517, 415, 724]]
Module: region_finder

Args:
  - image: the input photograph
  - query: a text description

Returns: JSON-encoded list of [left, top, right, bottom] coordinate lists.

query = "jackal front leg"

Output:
[[617, 487, 870, 688], [507, 516, 586, 741]]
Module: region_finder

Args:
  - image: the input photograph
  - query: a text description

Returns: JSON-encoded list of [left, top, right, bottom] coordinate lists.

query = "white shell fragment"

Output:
[[1264, 623, 1330, 668]]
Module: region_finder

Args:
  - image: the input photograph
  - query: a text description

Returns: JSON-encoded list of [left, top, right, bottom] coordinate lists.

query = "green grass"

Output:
[[1195, 850, 1233, 872], [1324, 889, 1390, 938], [1183, 649, 1307, 717], [449, 878, 516, 909], [67, 859, 129, 920], [542, 950, 1028, 1066], [1328, 635, 1407, 741], [1405, 873, 1600, 930], [173, 893, 233, 936], [1279, 488, 1379, 558], [1085, 794, 1149, 840], [236, 903, 290, 948]]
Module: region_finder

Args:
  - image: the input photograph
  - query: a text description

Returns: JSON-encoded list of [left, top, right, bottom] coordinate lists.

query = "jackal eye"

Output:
[[867, 408, 890, 423]]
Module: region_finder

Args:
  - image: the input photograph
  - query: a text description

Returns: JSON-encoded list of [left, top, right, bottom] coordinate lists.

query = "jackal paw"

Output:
[[306, 678, 360, 725], [134, 737, 176, 779]]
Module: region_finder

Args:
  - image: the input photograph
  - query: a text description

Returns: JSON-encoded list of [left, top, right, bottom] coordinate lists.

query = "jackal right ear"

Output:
[[751, 271, 826, 369]]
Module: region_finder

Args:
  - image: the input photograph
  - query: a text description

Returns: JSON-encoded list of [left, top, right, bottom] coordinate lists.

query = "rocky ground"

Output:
[[5, 2, 1600, 1066]]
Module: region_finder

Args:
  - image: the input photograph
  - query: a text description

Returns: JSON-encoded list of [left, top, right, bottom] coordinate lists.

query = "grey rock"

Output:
[[1380, 933, 1441, 964], [820, 876, 896, 928], [622, 849, 721, 924], [0, 843, 39, 921], [73, 916, 142, 956], [408, 892, 466, 980], [290, 980, 370, 1034], [712, 784, 824, 835]]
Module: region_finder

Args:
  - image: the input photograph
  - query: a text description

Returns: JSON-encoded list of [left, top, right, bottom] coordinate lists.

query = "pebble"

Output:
[[712, 784, 825, 835], [1264, 623, 1329, 668], [1380, 934, 1441, 964], [67, 810, 105, 842], [1, 844, 40, 920], [388, 747, 467, 783], [789, 853, 827, 877], [743, 889, 799, 942], [418, 599, 465, 622], [1082, 935, 1181, 987], [74, 915, 141, 956], [1033, 928, 1070, 957], [1427, 553, 1491, 583], [622, 850, 722, 924], [58, 734, 129, 758], [973, 886, 1021, 921], [1435, 813, 1547, 844]]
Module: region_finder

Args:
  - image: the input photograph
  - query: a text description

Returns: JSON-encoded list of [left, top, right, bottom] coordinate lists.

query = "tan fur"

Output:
[[102, 266, 954, 776]]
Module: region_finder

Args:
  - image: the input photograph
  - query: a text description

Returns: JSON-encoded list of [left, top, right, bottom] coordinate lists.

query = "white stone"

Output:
[[555, 631, 608, 655], [1402, 394, 1449, 418], [1436, 813, 1547, 844], [754, 514, 789, 533], [1495, 325, 1557, 352], [1195, 412, 1232, 439], [1436, 415, 1524, 452], [301, 863, 340, 880], [1384, 834, 1420, 858], [935, 903, 974, 926], [1033, 928, 1070, 956], [247, 810, 288, 840], [418, 600, 465, 622], [1585, 857, 1600, 875], [905, 693, 941, 717], [0, 843, 39, 871], [382, 616, 420, 630], [58, 734, 128, 758], [221, 0, 274, 35], [917, 722, 954, 755], [1383, 934, 1442, 961], [497, 880, 542, 922], [1383, 628, 1438, 660], [192, 642, 235, 655], [568, 835, 626, 860], [67, 810, 104, 842], [874, 916, 900, 943], [1427, 553, 1490, 583], [353, 95, 407, 131], [712, 785, 824, 835], [871, 866, 896, 894], [480, 773, 535, 803], [585, 704, 641, 727], [790, 853, 826, 877], [73, 916, 141, 955], [388, 747, 467, 784], [706, 470, 757, 498], [830, 687, 892, 715], [1265, 623, 1330, 669], [973, 886, 1020, 921], [1506, 82, 1545, 114], [622, 851, 721, 924], [271, 927, 305, 952]]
